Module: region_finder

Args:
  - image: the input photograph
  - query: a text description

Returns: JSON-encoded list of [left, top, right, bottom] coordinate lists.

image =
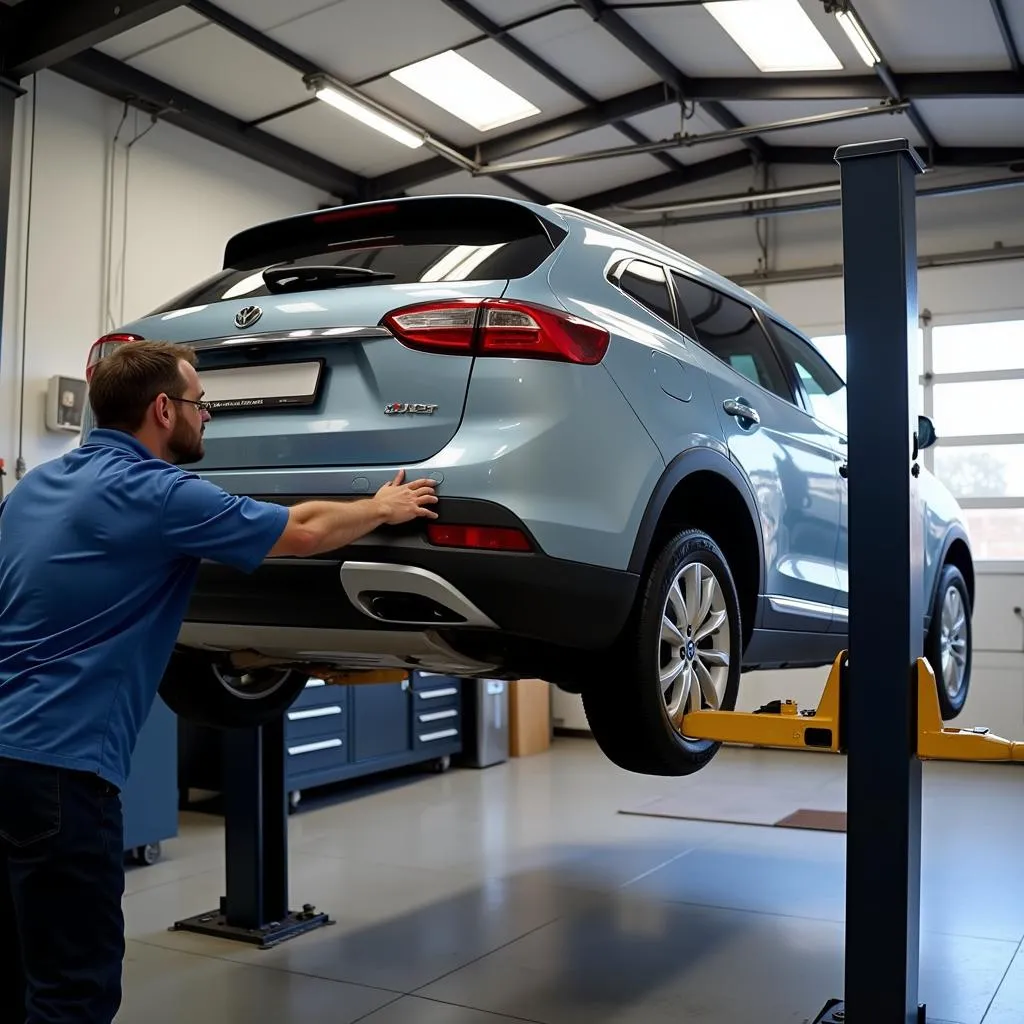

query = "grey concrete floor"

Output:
[[118, 738, 1024, 1023]]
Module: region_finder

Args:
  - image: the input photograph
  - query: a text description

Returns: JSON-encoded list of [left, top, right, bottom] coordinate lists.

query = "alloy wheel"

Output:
[[659, 561, 731, 734], [939, 585, 968, 701]]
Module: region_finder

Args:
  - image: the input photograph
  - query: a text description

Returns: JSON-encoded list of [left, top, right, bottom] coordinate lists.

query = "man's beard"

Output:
[[168, 418, 204, 465]]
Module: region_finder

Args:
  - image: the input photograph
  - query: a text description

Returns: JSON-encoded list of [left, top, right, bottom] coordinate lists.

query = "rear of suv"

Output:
[[80, 194, 975, 777]]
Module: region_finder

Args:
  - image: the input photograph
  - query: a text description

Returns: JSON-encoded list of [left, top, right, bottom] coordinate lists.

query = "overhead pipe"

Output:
[[618, 174, 1024, 229], [474, 102, 910, 176]]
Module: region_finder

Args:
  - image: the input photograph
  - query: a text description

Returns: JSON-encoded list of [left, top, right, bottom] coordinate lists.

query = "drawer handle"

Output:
[[305, 678, 326, 688], [419, 709, 458, 723], [419, 728, 458, 743], [288, 706, 343, 721], [419, 687, 458, 699], [288, 738, 343, 756]]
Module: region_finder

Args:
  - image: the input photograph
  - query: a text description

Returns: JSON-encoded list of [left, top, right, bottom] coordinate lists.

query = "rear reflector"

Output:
[[427, 524, 532, 552], [382, 298, 609, 365], [86, 333, 145, 380]]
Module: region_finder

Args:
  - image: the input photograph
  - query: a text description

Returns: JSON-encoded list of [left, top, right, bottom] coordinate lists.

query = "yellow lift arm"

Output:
[[680, 652, 1024, 764]]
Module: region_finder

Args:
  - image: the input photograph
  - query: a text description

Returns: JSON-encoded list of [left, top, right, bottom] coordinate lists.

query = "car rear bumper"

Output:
[[182, 499, 639, 654]]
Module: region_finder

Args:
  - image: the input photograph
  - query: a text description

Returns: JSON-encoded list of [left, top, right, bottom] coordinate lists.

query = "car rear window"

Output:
[[148, 197, 565, 315]]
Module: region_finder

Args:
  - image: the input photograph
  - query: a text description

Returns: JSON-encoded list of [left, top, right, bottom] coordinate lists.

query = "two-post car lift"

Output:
[[681, 139, 1021, 1023]]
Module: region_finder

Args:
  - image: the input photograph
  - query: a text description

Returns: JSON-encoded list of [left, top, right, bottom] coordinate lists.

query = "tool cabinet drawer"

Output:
[[412, 680, 461, 710], [285, 700, 346, 743], [414, 717, 462, 750], [285, 734, 348, 775], [290, 677, 347, 711]]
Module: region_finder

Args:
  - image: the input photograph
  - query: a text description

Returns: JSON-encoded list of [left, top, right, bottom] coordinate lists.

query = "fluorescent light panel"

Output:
[[390, 50, 540, 132], [314, 85, 423, 148], [704, 0, 843, 72], [835, 10, 881, 66]]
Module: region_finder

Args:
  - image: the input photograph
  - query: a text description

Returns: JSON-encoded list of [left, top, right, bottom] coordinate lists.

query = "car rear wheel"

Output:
[[925, 564, 972, 721], [582, 528, 742, 775], [159, 648, 308, 729]]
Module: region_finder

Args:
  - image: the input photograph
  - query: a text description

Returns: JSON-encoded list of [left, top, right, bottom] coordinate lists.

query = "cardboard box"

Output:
[[509, 678, 551, 757]]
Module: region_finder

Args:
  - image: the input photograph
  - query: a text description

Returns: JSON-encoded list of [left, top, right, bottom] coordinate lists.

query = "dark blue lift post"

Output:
[[816, 140, 929, 1023]]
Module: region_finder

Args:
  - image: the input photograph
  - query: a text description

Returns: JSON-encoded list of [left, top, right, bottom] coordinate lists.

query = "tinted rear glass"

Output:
[[149, 198, 563, 315]]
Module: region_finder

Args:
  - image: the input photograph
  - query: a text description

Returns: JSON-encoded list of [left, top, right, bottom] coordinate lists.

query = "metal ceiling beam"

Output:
[[988, 0, 1023, 73], [618, 174, 1024, 229], [54, 49, 369, 200], [679, 71, 1024, 102], [570, 0, 769, 161], [476, 102, 909, 176], [2, 0, 186, 79], [436, 0, 687, 177], [569, 149, 755, 210], [368, 82, 671, 196], [188, 0, 552, 207], [768, 145, 1024, 167]]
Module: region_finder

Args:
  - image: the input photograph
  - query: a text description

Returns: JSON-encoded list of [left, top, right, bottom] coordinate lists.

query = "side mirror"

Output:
[[917, 415, 937, 450]]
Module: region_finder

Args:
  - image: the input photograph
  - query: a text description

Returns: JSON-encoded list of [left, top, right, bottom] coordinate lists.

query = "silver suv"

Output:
[[83, 195, 974, 776]]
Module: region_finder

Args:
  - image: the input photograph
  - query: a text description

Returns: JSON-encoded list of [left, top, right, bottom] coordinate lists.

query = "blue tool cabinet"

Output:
[[121, 695, 179, 865]]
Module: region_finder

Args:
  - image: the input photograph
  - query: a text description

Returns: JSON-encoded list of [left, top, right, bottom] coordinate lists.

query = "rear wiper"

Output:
[[262, 265, 396, 293]]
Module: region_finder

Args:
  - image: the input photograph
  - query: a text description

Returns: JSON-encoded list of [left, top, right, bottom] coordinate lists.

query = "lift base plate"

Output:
[[812, 998, 928, 1023], [172, 901, 333, 949]]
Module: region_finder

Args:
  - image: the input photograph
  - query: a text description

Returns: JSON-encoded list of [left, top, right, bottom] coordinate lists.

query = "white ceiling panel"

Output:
[[406, 169, 528, 200], [357, 38, 582, 148], [470, 0, 557, 21], [614, 1, 867, 78], [123, 25, 311, 123], [95, 8, 207, 61], [488, 124, 669, 203], [913, 99, 1024, 147], [725, 99, 927, 148], [506, 10, 659, 100], [625, 103, 749, 164], [852, 0, 1012, 71], [260, 101, 424, 178], [268, 0, 472, 84], [207, 0, 347, 33]]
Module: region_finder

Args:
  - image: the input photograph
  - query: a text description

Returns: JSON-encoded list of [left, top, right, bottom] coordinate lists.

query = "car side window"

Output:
[[671, 271, 793, 401], [617, 260, 676, 326], [767, 320, 848, 435]]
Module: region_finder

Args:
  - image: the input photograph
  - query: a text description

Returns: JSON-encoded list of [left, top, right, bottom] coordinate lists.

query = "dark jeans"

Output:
[[0, 757, 125, 1024]]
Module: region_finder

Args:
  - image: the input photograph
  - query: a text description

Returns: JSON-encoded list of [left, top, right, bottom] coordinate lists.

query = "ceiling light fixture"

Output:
[[312, 82, 424, 148], [390, 50, 540, 133], [835, 9, 881, 66], [703, 0, 843, 72]]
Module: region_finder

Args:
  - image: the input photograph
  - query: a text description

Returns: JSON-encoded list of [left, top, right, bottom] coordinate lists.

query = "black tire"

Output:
[[159, 648, 307, 729], [582, 528, 743, 776], [925, 564, 972, 721]]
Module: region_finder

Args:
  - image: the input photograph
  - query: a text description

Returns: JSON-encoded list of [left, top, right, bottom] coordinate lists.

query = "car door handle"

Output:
[[723, 399, 760, 425]]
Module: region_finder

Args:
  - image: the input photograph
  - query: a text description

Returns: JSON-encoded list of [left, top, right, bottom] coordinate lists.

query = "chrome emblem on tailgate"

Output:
[[234, 305, 263, 329], [385, 402, 438, 415]]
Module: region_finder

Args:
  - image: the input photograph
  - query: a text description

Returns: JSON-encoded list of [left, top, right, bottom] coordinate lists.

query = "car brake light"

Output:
[[381, 298, 609, 365], [426, 524, 532, 552], [86, 333, 145, 380]]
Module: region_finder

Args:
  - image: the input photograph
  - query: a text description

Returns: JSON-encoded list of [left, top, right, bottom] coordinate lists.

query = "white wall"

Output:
[[0, 71, 331, 480]]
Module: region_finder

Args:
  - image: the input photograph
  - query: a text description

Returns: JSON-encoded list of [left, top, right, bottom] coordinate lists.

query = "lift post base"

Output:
[[171, 718, 333, 948], [812, 999, 928, 1023], [681, 652, 846, 753]]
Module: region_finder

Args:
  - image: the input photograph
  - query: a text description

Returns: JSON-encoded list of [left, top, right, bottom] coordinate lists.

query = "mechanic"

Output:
[[0, 340, 439, 1024]]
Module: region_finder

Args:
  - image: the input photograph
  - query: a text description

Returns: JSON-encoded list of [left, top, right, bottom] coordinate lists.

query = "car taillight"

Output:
[[381, 299, 609, 365], [426, 524, 532, 552], [86, 333, 145, 380]]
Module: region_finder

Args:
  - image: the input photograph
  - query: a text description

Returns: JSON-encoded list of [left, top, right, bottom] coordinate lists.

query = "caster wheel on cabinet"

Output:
[[432, 755, 451, 774], [133, 843, 161, 866]]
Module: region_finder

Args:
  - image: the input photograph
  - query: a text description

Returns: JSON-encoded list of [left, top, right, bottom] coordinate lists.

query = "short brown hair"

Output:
[[89, 341, 197, 432]]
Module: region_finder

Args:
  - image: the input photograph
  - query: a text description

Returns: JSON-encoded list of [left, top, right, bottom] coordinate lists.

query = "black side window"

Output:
[[617, 260, 675, 325], [766, 320, 848, 435], [671, 271, 792, 401]]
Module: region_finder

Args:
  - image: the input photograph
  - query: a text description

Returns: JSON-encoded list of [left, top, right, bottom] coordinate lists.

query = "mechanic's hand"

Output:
[[373, 469, 439, 524]]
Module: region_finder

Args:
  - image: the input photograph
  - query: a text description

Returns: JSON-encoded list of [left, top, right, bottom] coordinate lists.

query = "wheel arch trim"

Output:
[[627, 446, 766, 598]]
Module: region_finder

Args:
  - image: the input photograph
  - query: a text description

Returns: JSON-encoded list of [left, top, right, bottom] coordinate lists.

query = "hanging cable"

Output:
[[15, 74, 36, 481]]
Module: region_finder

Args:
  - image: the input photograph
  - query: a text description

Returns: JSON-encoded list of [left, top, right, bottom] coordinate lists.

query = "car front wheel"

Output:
[[159, 648, 308, 729], [925, 564, 972, 721], [582, 528, 742, 776]]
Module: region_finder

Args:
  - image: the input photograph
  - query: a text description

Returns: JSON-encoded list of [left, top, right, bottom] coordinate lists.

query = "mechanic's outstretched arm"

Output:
[[268, 470, 438, 558]]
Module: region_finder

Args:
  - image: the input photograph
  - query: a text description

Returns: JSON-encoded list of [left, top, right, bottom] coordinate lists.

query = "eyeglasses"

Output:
[[169, 397, 212, 414]]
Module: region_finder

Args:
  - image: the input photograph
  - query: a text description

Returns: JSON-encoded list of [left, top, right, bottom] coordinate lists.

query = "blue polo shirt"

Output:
[[0, 429, 289, 789]]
